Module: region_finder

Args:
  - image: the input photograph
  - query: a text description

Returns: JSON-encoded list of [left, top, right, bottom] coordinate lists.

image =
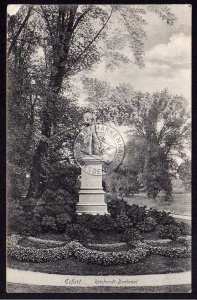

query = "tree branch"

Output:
[[41, 6, 53, 37], [72, 7, 91, 31], [65, 6, 113, 74], [8, 6, 33, 57]]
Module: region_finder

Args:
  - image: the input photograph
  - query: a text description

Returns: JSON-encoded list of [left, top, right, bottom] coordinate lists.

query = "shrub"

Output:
[[56, 213, 72, 233], [121, 228, 142, 246], [27, 188, 76, 233], [159, 224, 181, 240], [175, 222, 191, 236], [76, 214, 119, 232], [107, 199, 146, 227], [16, 214, 42, 236], [107, 198, 128, 219], [136, 217, 157, 233], [115, 210, 133, 231], [147, 208, 175, 225], [41, 216, 58, 233], [126, 204, 147, 225], [65, 224, 94, 244], [8, 197, 42, 236]]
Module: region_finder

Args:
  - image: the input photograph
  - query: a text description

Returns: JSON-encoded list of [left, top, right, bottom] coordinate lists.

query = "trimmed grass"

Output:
[[6, 282, 191, 293], [125, 193, 191, 216], [8, 252, 191, 276]]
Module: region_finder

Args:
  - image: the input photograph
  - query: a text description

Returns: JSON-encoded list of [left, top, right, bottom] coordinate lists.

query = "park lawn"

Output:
[[125, 193, 191, 216]]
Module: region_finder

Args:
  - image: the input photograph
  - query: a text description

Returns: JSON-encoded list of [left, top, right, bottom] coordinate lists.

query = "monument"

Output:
[[76, 110, 108, 215]]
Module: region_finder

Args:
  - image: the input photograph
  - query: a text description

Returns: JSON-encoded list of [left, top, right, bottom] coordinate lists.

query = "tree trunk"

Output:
[[27, 6, 78, 199]]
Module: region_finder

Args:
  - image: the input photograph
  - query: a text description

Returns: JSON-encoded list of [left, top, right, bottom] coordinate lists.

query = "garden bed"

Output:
[[7, 200, 191, 276], [7, 231, 191, 276]]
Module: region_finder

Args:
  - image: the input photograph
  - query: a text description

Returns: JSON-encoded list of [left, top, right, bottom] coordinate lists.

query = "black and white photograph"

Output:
[[6, 4, 192, 294]]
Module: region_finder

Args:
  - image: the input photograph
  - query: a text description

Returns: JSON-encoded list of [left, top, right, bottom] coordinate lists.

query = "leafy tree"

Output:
[[7, 6, 86, 232], [178, 160, 191, 192], [104, 168, 139, 197], [83, 81, 190, 199], [7, 5, 44, 201]]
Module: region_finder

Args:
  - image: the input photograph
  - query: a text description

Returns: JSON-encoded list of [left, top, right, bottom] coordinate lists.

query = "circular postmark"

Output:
[[73, 124, 124, 175]]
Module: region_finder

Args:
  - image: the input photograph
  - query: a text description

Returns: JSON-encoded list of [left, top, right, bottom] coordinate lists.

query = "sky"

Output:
[[80, 5, 191, 105]]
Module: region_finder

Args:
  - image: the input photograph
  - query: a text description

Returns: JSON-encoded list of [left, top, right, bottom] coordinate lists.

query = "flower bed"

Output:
[[7, 235, 73, 263], [72, 241, 150, 265], [7, 234, 191, 265], [149, 245, 191, 258]]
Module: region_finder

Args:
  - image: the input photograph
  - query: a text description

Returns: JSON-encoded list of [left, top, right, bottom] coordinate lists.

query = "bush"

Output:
[[65, 224, 94, 244], [136, 217, 157, 233], [147, 208, 175, 225], [115, 210, 133, 231], [8, 197, 42, 236], [121, 228, 142, 246], [175, 222, 191, 236], [107, 199, 146, 227], [126, 204, 147, 225], [41, 216, 58, 233], [159, 224, 181, 240], [76, 214, 119, 232], [56, 213, 72, 233], [107, 198, 128, 219]]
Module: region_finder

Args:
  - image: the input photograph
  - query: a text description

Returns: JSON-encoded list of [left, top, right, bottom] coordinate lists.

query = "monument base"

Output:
[[76, 155, 109, 215]]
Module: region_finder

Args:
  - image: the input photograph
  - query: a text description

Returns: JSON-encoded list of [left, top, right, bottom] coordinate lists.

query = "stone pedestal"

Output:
[[76, 155, 108, 215]]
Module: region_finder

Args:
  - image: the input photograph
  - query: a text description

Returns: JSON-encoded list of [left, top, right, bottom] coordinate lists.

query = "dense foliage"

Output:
[[65, 224, 94, 244], [120, 228, 142, 246], [159, 225, 182, 240], [76, 214, 119, 232], [147, 208, 175, 225], [84, 80, 190, 199], [136, 217, 157, 233], [178, 160, 191, 192]]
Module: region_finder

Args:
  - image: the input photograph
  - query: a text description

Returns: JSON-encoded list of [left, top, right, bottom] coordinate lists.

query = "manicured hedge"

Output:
[[7, 234, 191, 265]]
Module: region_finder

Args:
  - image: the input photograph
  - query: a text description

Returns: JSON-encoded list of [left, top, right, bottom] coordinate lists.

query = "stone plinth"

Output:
[[76, 155, 108, 215]]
